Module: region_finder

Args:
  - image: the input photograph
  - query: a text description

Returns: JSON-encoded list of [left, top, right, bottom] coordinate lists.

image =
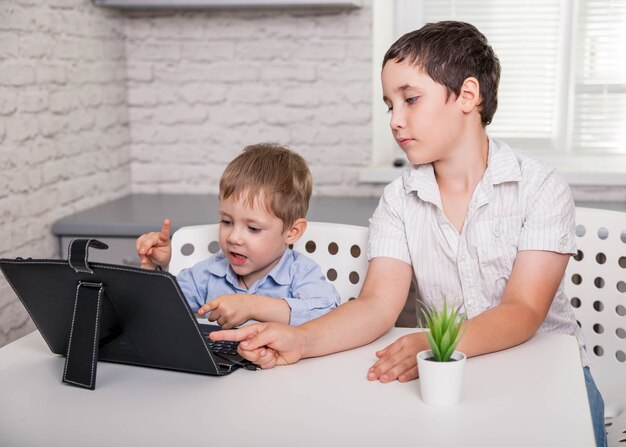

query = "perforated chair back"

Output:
[[170, 222, 369, 304], [564, 207, 626, 443], [170, 224, 221, 277], [292, 222, 369, 303]]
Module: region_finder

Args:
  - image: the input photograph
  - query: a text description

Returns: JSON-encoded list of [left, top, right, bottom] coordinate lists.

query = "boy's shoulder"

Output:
[[492, 138, 566, 190], [287, 249, 321, 271], [489, 139, 574, 215], [265, 248, 324, 286], [185, 251, 229, 276]]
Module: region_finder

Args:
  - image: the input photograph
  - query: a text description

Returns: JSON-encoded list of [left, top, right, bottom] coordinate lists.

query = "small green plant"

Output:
[[420, 300, 467, 362]]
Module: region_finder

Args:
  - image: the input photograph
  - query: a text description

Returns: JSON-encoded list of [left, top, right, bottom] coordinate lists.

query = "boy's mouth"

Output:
[[397, 137, 412, 147], [229, 251, 247, 266]]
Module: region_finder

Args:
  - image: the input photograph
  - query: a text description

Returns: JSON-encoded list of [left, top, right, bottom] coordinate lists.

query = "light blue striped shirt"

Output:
[[176, 248, 340, 326]]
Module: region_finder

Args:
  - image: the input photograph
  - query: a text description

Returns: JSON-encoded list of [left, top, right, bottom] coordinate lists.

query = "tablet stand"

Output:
[[62, 239, 108, 390]]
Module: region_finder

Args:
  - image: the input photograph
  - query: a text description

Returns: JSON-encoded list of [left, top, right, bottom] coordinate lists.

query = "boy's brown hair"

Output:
[[219, 143, 312, 230], [383, 20, 501, 126]]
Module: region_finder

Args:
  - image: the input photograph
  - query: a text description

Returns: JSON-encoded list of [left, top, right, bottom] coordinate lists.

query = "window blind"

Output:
[[571, 0, 626, 154], [414, 0, 563, 148], [395, 0, 626, 156]]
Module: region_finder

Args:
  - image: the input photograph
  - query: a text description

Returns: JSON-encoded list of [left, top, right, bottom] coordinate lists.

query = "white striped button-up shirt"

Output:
[[368, 137, 588, 365]]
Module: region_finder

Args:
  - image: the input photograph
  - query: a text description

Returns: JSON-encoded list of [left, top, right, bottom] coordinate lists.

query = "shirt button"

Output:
[[493, 222, 502, 237], [559, 235, 568, 246]]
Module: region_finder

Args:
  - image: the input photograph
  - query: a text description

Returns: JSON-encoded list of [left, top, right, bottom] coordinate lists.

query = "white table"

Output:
[[0, 328, 594, 447]]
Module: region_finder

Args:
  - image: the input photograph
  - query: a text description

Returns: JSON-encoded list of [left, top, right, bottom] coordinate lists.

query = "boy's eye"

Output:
[[406, 96, 419, 104], [386, 105, 393, 113], [248, 226, 261, 233], [220, 219, 232, 226]]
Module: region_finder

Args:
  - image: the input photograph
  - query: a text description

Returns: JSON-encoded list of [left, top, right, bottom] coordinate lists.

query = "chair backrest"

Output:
[[170, 222, 370, 304], [170, 224, 221, 276], [564, 207, 626, 416]]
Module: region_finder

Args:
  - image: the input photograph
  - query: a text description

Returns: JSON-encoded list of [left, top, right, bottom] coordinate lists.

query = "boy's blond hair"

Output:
[[219, 143, 312, 230]]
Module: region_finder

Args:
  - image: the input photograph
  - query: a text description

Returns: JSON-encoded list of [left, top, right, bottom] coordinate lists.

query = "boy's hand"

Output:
[[135, 219, 172, 270], [199, 294, 291, 327], [198, 294, 257, 329], [209, 323, 304, 368], [367, 332, 428, 383]]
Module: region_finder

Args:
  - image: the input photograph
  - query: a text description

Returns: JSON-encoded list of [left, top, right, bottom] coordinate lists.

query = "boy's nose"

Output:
[[226, 228, 243, 244], [390, 110, 406, 130]]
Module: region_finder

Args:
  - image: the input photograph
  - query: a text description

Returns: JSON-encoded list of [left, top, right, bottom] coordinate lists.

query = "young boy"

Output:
[[135, 143, 340, 328], [210, 22, 606, 447]]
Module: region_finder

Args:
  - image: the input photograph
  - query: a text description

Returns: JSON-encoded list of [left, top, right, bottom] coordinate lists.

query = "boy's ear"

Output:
[[285, 218, 307, 245], [459, 76, 481, 114]]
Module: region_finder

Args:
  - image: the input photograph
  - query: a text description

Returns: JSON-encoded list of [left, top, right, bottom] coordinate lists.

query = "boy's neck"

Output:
[[433, 129, 489, 193], [433, 129, 489, 233], [235, 250, 286, 290]]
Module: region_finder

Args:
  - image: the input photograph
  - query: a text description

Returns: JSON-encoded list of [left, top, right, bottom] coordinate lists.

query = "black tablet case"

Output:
[[0, 239, 240, 390]]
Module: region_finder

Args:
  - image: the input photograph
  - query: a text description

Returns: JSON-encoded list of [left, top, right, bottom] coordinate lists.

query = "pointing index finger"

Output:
[[159, 219, 171, 242], [209, 325, 259, 343], [198, 299, 219, 316]]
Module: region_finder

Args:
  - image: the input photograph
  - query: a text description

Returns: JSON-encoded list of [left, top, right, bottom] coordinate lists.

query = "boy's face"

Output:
[[382, 59, 465, 165], [218, 195, 291, 287]]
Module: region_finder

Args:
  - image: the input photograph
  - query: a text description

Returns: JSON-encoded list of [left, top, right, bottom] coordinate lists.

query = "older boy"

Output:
[[136, 143, 340, 328], [210, 22, 606, 447]]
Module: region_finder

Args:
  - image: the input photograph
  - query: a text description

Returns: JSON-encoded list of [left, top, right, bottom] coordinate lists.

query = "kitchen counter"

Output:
[[52, 193, 625, 239], [52, 194, 380, 238]]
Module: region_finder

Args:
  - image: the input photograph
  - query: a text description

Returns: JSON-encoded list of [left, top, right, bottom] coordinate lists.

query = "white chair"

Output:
[[564, 207, 626, 446], [170, 222, 370, 304]]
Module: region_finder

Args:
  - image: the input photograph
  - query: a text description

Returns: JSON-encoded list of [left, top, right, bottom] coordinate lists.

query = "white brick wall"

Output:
[[0, 1, 623, 349], [0, 1, 131, 346], [124, 4, 382, 197]]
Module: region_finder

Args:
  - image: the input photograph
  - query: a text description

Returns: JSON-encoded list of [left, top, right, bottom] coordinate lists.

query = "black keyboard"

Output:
[[207, 339, 240, 356], [198, 324, 241, 356], [199, 324, 258, 370]]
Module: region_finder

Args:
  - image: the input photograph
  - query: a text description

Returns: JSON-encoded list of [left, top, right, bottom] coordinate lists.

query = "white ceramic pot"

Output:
[[417, 349, 466, 407]]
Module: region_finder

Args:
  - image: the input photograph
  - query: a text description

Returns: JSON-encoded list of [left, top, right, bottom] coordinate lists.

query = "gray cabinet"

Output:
[[53, 193, 380, 266], [59, 236, 141, 267]]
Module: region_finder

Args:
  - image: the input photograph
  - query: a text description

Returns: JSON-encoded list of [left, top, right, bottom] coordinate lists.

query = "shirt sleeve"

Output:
[[175, 260, 210, 313], [518, 169, 577, 254], [283, 259, 341, 326], [367, 180, 412, 264]]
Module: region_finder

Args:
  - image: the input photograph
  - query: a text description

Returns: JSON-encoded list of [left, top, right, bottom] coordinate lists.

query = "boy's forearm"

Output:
[[282, 296, 338, 327], [296, 257, 413, 359], [455, 302, 543, 358], [456, 250, 568, 358], [297, 296, 397, 359], [251, 295, 291, 325]]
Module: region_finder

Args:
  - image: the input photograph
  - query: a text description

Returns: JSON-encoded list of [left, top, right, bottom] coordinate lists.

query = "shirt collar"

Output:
[[263, 249, 294, 286], [484, 137, 522, 185], [206, 249, 294, 290], [402, 136, 522, 204], [402, 163, 440, 207]]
